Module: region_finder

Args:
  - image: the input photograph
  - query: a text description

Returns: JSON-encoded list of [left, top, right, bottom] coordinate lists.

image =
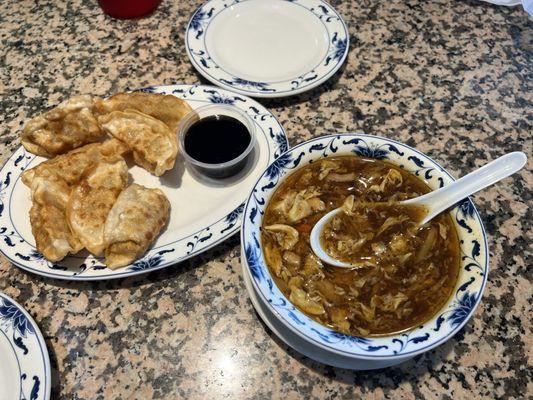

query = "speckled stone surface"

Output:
[[0, 0, 532, 398]]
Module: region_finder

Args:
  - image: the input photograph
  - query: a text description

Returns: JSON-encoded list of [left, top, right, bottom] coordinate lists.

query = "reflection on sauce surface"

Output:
[[184, 115, 251, 164]]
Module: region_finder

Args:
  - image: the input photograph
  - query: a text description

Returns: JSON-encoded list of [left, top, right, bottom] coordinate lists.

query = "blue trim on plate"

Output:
[[0, 292, 50, 400], [241, 133, 489, 359], [0, 84, 288, 280], [185, 0, 350, 97], [0, 328, 22, 399]]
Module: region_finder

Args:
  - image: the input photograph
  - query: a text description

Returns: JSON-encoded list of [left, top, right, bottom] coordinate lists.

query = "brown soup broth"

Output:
[[261, 156, 460, 337]]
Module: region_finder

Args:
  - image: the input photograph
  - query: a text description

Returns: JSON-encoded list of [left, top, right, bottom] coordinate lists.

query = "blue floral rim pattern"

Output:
[[0, 84, 288, 280], [240, 134, 489, 359], [186, 0, 349, 97], [0, 292, 50, 400]]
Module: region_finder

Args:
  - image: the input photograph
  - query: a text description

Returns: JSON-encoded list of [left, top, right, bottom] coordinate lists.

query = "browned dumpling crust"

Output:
[[21, 95, 105, 157], [66, 158, 129, 255], [19, 92, 190, 266], [104, 183, 170, 269], [98, 110, 178, 176], [94, 92, 193, 132], [21, 139, 129, 262], [21, 138, 129, 189], [28, 174, 82, 262]]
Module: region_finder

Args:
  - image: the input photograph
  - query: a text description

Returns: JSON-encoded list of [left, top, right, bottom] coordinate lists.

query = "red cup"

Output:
[[98, 0, 162, 19]]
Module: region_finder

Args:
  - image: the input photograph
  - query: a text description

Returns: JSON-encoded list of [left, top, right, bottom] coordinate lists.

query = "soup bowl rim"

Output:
[[240, 133, 489, 360]]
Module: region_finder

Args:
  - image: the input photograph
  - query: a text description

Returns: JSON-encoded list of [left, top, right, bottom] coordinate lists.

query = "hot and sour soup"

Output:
[[260, 156, 460, 337]]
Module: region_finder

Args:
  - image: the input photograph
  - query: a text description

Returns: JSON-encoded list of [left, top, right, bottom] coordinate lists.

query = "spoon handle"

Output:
[[411, 152, 527, 223]]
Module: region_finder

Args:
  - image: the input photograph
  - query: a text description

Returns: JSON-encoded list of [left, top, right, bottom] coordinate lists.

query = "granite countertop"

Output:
[[0, 0, 531, 398]]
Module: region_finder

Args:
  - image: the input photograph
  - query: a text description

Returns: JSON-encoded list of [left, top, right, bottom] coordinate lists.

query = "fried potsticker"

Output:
[[22, 95, 105, 157], [28, 174, 83, 261], [98, 110, 178, 176], [94, 92, 193, 132], [66, 158, 129, 255], [104, 184, 170, 269], [22, 139, 129, 262], [21, 138, 129, 188]]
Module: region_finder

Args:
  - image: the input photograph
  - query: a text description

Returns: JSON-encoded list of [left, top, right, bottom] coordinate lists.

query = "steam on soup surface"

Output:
[[261, 156, 460, 337]]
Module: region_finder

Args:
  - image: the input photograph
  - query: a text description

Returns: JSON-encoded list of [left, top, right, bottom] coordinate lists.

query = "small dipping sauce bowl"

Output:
[[178, 105, 256, 179]]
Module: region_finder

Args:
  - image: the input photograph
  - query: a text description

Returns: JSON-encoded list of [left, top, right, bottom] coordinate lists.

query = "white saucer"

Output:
[[0, 292, 50, 400], [186, 0, 349, 98], [240, 247, 407, 370]]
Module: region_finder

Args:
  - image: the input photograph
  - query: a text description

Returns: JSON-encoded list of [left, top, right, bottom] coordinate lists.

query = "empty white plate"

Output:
[[186, 0, 349, 98], [0, 292, 50, 400]]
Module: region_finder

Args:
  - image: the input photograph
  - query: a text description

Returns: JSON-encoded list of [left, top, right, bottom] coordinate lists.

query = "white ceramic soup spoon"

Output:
[[310, 151, 527, 268]]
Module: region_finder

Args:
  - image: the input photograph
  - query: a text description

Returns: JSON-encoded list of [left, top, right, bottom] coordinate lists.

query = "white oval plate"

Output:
[[186, 0, 349, 98], [0, 84, 288, 280], [0, 292, 50, 400]]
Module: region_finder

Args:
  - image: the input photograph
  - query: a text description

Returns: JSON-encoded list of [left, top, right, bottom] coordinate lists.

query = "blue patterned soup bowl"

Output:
[[241, 134, 488, 365]]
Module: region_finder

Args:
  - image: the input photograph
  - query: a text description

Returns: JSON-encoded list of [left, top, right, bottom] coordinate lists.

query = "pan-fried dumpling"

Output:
[[98, 110, 178, 176], [30, 202, 83, 262], [104, 183, 170, 269], [29, 174, 82, 261], [94, 92, 193, 132], [22, 138, 129, 188], [21, 95, 104, 157], [66, 158, 128, 255], [22, 139, 129, 262], [30, 173, 71, 209]]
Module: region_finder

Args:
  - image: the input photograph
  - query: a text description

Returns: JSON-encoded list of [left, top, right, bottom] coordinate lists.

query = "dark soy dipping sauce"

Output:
[[184, 115, 252, 179]]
